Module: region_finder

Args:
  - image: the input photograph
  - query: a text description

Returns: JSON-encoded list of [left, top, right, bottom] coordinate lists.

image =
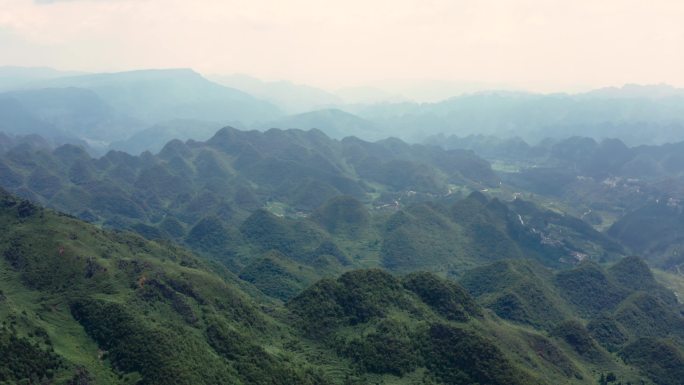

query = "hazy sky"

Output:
[[1, 0, 683, 92]]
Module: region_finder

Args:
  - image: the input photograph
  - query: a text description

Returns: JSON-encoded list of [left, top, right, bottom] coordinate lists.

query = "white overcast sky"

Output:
[[1, 0, 683, 91]]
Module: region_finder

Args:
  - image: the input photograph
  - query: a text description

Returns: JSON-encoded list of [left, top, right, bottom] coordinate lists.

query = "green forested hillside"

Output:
[[0, 126, 495, 226], [0, 189, 330, 385], [1, 188, 682, 384], [0, 128, 629, 296], [1, 128, 683, 385]]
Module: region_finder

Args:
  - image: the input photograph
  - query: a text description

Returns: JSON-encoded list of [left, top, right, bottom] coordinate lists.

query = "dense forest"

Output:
[[1, 122, 684, 384]]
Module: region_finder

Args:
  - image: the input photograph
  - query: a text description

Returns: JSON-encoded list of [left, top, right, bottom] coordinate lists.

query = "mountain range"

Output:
[[3, 66, 684, 155], [1, 66, 684, 384]]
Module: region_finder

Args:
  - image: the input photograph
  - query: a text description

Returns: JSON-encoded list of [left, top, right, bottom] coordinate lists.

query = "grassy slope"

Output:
[[654, 269, 684, 302]]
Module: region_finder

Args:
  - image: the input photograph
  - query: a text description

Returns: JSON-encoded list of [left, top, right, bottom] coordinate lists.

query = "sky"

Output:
[[1, 0, 683, 93]]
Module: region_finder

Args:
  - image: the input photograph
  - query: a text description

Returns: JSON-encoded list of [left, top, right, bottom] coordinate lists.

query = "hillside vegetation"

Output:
[[2, 188, 683, 384], [1, 124, 684, 384]]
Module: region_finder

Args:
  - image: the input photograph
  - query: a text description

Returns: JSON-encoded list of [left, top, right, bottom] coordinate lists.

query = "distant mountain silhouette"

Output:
[[28, 68, 282, 125], [210, 73, 342, 113]]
